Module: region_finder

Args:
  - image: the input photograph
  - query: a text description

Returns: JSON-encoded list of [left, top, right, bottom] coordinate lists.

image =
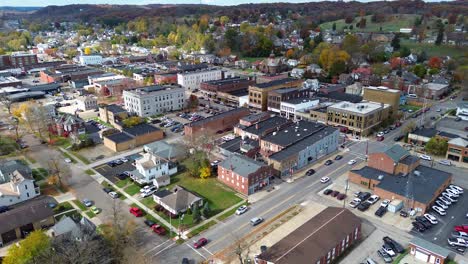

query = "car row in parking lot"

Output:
[[368, 236, 404, 263]]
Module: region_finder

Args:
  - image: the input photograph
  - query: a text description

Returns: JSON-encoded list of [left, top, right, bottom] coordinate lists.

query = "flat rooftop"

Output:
[[124, 85, 182, 96], [187, 108, 249, 127], [202, 77, 249, 86], [253, 78, 298, 89], [262, 120, 326, 147], [329, 101, 388, 114], [365, 86, 401, 93], [244, 116, 291, 136]]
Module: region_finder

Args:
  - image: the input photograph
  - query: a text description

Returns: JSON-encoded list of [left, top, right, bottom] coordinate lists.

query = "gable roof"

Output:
[[0, 160, 31, 184], [159, 185, 202, 213], [384, 144, 409, 162], [410, 237, 450, 258], [0, 197, 54, 234]]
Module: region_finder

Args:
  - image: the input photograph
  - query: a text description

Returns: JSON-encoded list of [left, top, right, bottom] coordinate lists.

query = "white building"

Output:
[[123, 85, 185, 117], [79, 55, 103, 66], [177, 68, 222, 91], [281, 98, 320, 120], [129, 152, 178, 185], [76, 95, 98, 111], [0, 161, 39, 207], [456, 102, 468, 121]]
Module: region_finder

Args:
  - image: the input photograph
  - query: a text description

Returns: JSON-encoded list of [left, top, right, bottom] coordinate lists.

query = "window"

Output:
[[25, 185, 28, 190]]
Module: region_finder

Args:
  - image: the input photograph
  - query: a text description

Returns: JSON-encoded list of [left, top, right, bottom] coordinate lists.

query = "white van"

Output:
[[366, 258, 377, 264]]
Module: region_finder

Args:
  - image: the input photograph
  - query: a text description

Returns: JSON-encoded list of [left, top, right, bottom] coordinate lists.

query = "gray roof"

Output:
[[254, 78, 298, 89], [317, 91, 362, 103], [351, 166, 397, 181], [438, 131, 459, 139], [0, 160, 31, 184], [7, 91, 45, 101], [410, 127, 438, 138], [410, 237, 450, 257], [159, 185, 202, 213], [218, 154, 266, 177], [105, 132, 133, 143], [123, 123, 160, 137], [219, 137, 259, 154], [25, 83, 61, 92], [49, 216, 81, 238], [240, 112, 270, 123], [0, 197, 54, 234], [187, 108, 249, 127], [105, 104, 126, 114], [399, 155, 420, 166], [244, 116, 290, 137], [262, 120, 325, 147], [384, 144, 410, 162], [144, 141, 185, 160], [448, 137, 468, 147]]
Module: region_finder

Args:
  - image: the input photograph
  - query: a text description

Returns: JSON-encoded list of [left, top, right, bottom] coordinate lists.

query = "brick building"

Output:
[[154, 72, 177, 85], [267, 87, 310, 113], [348, 144, 452, 212], [98, 104, 128, 127], [200, 77, 253, 95], [217, 153, 277, 195], [248, 78, 303, 111], [409, 237, 450, 264], [103, 123, 164, 152], [184, 108, 250, 137], [10, 53, 38, 68], [257, 207, 361, 264], [362, 86, 401, 118], [40, 65, 104, 83], [239, 112, 271, 127], [446, 137, 468, 163]]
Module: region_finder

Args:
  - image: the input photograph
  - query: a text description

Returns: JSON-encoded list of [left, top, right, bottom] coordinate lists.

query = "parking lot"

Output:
[[412, 187, 468, 256], [93, 154, 141, 183]]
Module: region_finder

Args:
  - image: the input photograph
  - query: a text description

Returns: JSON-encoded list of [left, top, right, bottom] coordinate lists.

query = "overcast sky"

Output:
[[1, 0, 449, 7]]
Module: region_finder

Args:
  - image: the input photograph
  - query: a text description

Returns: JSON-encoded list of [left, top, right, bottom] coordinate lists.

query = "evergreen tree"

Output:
[[201, 202, 211, 218], [192, 203, 201, 224], [391, 34, 401, 50], [332, 23, 336, 31], [435, 27, 444, 46]]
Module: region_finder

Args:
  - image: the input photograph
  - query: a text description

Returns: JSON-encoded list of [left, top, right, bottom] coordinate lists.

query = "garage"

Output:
[[20, 223, 34, 238], [415, 250, 429, 262], [1, 229, 18, 244]]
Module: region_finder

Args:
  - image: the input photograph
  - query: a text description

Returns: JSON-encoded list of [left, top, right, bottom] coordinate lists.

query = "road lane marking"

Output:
[[144, 239, 171, 255], [152, 242, 176, 257], [186, 244, 208, 260], [202, 246, 214, 256]]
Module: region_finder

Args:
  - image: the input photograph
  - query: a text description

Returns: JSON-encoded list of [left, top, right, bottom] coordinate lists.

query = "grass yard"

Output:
[[401, 39, 466, 58], [116, 178, 131, 188], [141, 196, 156, 208], [84, 169, 96, 175], [32, 168, 48, 181], [51, 136, 72, 148], [85, 211, 96, 218], [24, 155, 37, 164], [71, 151, 91, 164], [124, 183, 141, 196], [165, 166, 243, 216], [187, 220, 217, 238], [53, 201, 74, 214], [72, 200, 88, 211], [240, 57, 263, 63], [155, 209, 196, 229]]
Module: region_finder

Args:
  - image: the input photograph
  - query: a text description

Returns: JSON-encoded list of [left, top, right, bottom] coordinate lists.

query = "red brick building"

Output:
[[257, 207, 361, 264], [218, 153, 277, 195], [154, 73, 177, 85], [10, 53, 38, 68], [184, 107, 250, 137], [348, 144, 452, 212], [200, 77, 254, 95]]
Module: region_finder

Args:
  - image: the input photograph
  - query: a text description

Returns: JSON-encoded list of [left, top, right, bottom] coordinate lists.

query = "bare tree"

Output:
[[47, 153, 71, 189], [233, 235, 252, 264], [0, 93, 13, 114]]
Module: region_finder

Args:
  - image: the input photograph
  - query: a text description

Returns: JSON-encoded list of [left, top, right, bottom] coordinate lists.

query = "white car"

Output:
[[419, 154, 432, 161], [435, 200, 448, 209], [140, 185, 154, 193], [449, 184, 464, 194], [377, 132, 385, 137], [64, 158, 72, 163], [448, 237, 468, 247], [380, 199, 390, 208], [109, 191, 119, 199], [442, 192, 458, 202], [140, 188, 157, 198], [438, 197, 452, 206], [367, 195, 380, 204], [349, 198, 361, 208], [438, 160, 452, 166], [432, 206, 447, 216], [424, 213, 438, 224], [446, 188, 460, 197], [348, 159, 357, 165], [320, 177, 330, 183], [236, 205, 248, 215], [381, 244, 396, 257]]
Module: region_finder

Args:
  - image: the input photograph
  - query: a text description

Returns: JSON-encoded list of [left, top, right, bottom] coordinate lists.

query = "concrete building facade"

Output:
[[177, 68, 222, 91], [123, 85, 185, 117]]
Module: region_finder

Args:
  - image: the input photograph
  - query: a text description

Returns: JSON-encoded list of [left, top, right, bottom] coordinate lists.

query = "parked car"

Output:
[[323, 189, 333, 195], [446, 188, 460, 197], [367, 195, 380, 204], [64, 158, 72, 163], [151, 224, 166, 235], [305, 169, 315, 176], [377, 131, 385, 137], [377, 136, 385, 141], [382, 244, 396, 257], [380, 199, 390, 208], [357, 201, 371, 212], [348, 159, 357, 165], [90, 206, 101, 214], [358, 192, 371, 201], [337, 193, 347, 200], [375, 206, 387, 217], [439, 197, 452, 206], [448, 238, 468, 247], [0, 206, 9, 213], [334, 155, 343, 160], [141, 187, 157, 198], [393, 135, 404, 141], [82, 199, 93, 207], [250, 217, 264, 226], [452, 231, 468, 240], [419, 154, 432, 161], [435, 200, 448, 210], [454, 225, 468, 232], [182, 258, 190, 264], [349, 198, 361, 208], [449, 184, 463, 193], [116, 173, 128, 180], [109, 191, 119, 199], [412, 221, 426, 232], [442, 192, 458, 203], [320, 177, 330, 183], [415, 216, 433, 229], [423, 213, 438, 225], [144, 219, 156, 227], [103, 187, 113, 193], [324, 160, 333, 166], [383, 236, 405, 253], [399, 210, 408, 217], [236, 205, 248, 215], [377, 249, 393, 263], [432, 206, 447, 216], [129, 207, 144, 217], [330, 190, 340, 197]]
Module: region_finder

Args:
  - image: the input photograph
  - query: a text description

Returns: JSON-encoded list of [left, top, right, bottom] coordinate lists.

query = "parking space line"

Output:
[[186, 244, 208, 260], [144, 240, 171, 255], [202, 247, 214, 256], [151, 241, 176, 257]]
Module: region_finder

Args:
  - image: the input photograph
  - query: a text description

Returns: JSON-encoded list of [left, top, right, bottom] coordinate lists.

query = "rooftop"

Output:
[[384, 144, 410, 162], [252, 78, 299, 89], [105, 132, 133, 143], [399, 155, 420, 166], [187, 108, 249, 128], [262, 120, 326, 147], [329, 101, 388, 114], [123, 123, 160, 137], [448, 137, 468, 147], [317, 91, 362, 103], [219, 137, 259, 154], [218, 154, 266, 177], [125, 85, 182, 96], [104, 104, 126, 114], [410, 237, 450, 258], [202, 77, 250, 86], [240, 112, 271, 123], [270, 87, 301, 95], [282, 97, 318, 105], [258, 207, 361, 264], [365, 86, 400, 93], [243, 116, 291, 137], [410, 127, 438, 138], [0, 197, 54, 234]]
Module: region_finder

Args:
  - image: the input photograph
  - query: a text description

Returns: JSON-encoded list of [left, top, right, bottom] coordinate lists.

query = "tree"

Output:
[[84, 47, 92, 55], [201, 202, 211, 218], [345, 16, 354, 24], [192, 203, 201, 224], [3, 230, 51, 264], [0, 93, 13, 114], [0, 136, 18, 156], [285, 49, 294, 59], [199, 166, 211, 179], [391, 34, 401, 50], [332, 23, 336, 31], [425, 137, 448, 156], [47, 154, 71, 189], [341, 34, 360, 55], [329, 60, 347, 77], [220, 16, 230, 26], [371, 63, 391, 77], [403, 120, 417, 135], [319, 46, 350, 72], [435, 26, 444, 45], [428, 57, 442, 69], [122, 116, 143, 128], [400, 46, 411, 57], [187, 94, 199, 110], [412, 64, 427, 78]]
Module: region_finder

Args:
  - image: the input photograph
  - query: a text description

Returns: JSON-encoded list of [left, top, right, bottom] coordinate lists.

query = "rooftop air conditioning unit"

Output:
[[378, 175, 384, 180], [414, 170, 421, 176]]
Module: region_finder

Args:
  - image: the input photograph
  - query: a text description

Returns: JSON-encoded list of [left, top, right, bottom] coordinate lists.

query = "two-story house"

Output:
[[129, 151, 177, 185], [0, 160, 39, 207]]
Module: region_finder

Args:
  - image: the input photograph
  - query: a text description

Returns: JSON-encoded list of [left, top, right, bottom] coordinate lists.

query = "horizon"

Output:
[[0, 0, 452, 7]]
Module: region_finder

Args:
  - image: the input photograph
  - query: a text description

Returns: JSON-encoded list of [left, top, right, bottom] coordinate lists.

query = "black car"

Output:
[[324, 160, 333, 166], [0, 206, 9, 213], [358, 192, 371, 201], [107, 161, 117, 167], [383, 236, 405, 253], [323, 189, 333, 195], [412, 221, 426, 232], [393, 135, 404, 142], [114, 160, 124, 165], [152, 119, 161, 124], [305, 169, 316, 176], [334, 155, 343, 160], [451, 247, 466, 254], [116, 173, 128, 180], [399, 210, 408, 217], [103, 187, 113, 193], [375, 206, 387, 217], [357, 201, 371, 212], [415, 216, 432, 229], [144, 219, 156, 227], [182, 258, 190, 264]]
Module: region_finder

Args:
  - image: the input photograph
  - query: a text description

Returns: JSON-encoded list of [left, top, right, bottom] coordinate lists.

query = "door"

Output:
[[415, 250, 429, 262], [429, 255, 436, 264]]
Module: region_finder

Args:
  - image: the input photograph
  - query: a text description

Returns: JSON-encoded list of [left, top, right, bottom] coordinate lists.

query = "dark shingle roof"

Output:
[[410, 127, 438, 138], [187, 108, 249, 127], [384, 144, 409, 162], [262, 121, 325, 147], [123, 123, 160, 137], [258, 207, 361, 264], [399, 155, 420, 166], [105, 132, 133, 143], [0, 197, 54, 234], [106, 104, 126, 114], [253, 78, 298, 89], [244, 116, 290, 136], [317, 91, 362, 103]]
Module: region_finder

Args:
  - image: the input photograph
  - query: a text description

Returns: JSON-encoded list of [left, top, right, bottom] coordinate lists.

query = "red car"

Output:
[[151, 224, 166, 235], [129, 207, 144, 217], [377, 136, 384, 141], [193, 238, 208, 249], [454, 225, 468, 232]]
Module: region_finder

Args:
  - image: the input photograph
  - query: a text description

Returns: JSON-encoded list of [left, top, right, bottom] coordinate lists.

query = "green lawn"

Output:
[[51, 136, 72, 148], [90, 117, 113, 128], [187, 220, 217, 238], [85, 211, 96, 218], [401, 39, 466, 58], [32, 168, 48, 181], [116, 178, 130, 188], [240, 57, 263, 63], [53, 201, 74, 214], [72, 200, 88, 211], [217, 202, 247, 221], [155, 209, 196, 229], [84, 169, 96, 175], [72, 151, 91, 164], [141, 196, 156, 208], [165, 165, 243, 216], [124, 183, 141, 196]]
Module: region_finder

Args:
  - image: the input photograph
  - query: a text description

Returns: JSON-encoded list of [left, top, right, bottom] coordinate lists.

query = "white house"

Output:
[[291, 68, 305, 78], [0, 160, 39, 207], [129, 152, 178, 185], [79, 55, 103, 66], [76, 96, 98, 111], [153, 185, 203, 216]]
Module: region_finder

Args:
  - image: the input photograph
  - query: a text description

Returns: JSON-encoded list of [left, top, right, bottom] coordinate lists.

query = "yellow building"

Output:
[[362, 86, 400, 117], [248, 78, 302, 111]]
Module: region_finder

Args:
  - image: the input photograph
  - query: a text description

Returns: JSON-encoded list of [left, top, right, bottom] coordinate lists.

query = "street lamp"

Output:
[[178, 213, 185, 238]]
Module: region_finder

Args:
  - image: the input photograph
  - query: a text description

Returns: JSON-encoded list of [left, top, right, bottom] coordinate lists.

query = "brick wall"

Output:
[[134, 130, 164, 146], [184, 108, 249, 137], [367, 153, 395, 174]]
